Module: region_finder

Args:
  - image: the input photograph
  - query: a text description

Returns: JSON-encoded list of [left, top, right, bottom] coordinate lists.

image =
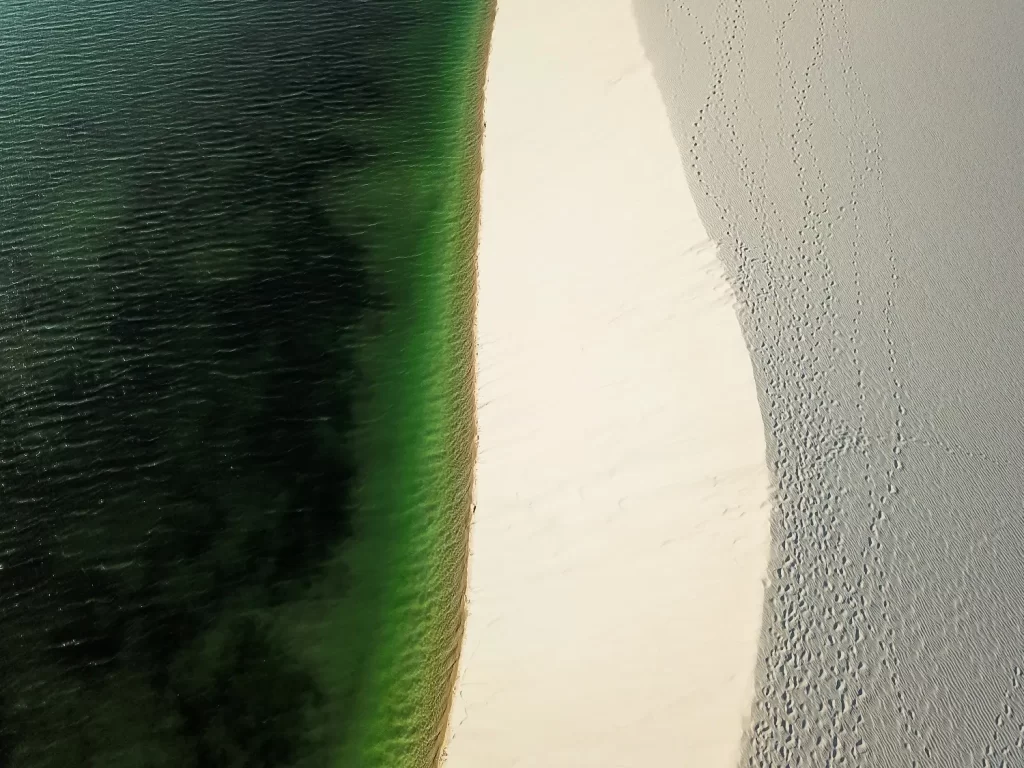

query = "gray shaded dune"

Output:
[[635, 0, 1024, 764]]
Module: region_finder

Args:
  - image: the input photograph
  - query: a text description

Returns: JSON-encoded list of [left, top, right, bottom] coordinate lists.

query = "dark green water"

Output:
[[0, 1, 489, 766]]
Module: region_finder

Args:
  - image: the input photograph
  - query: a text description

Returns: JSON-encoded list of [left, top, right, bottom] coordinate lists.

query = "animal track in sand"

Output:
[[636, 0, 1024, 764]]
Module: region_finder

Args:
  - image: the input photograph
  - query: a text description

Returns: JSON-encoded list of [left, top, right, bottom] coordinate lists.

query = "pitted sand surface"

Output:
[[635, 0, 1024, 763]]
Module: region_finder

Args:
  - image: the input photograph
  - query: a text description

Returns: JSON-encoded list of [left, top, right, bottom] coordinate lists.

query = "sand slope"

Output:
[[443, 1, 772, 765], [634, 0, 1024, 763]]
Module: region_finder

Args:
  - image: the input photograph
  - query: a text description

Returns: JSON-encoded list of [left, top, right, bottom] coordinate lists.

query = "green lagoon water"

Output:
[[0, 1, 490, 765]]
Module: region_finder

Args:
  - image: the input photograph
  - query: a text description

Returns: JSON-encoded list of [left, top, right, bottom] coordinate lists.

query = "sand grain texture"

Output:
[[443, 1, 772, 765], [633, 0, 1024, 764]]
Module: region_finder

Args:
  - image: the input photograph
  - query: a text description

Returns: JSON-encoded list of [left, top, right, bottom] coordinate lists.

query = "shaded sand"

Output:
[[442, 0, 772, 765], [635, 0, 1024, 764]]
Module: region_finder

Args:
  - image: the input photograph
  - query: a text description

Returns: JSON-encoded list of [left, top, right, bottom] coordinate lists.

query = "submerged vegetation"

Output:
[[0, 1, 490, 765]]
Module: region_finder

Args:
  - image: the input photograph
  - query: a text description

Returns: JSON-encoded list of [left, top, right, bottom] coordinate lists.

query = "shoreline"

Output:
[[430, 0, 499, 763], [443, 0, 773, 764], [328, 1, 500, 764]]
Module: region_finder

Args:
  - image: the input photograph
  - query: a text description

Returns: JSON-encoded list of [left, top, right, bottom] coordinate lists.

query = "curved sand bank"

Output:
[[635, 0, 1024, 763], [443, 1, 771, 765]]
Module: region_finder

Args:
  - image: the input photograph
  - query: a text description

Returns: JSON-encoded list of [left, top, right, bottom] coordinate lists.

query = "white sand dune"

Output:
[[442, 1, 772, 765], [633, 0, 1024, 764]]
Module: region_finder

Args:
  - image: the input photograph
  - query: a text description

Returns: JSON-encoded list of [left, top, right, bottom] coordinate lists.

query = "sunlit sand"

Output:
[[443, 0, 772, 764]]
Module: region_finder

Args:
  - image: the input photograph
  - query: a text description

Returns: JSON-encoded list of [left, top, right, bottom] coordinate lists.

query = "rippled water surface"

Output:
[[0, 1, 487, 765]]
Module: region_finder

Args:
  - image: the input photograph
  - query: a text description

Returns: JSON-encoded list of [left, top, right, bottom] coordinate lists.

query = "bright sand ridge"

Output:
[[443, 0, 773, 765]]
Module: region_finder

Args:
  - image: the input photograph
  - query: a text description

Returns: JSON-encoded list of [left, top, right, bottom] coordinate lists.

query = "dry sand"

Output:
[[442, 0, 772, 765], [633, 0, 1024, 764]]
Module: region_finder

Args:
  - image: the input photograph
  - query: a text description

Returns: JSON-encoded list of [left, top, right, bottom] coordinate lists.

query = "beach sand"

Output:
[[442, 1, 772, 765], [634, 0, 1024, 763]]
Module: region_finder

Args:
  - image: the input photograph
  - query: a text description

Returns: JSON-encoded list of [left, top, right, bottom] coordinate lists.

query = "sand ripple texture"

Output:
[[636, 0, 1024, 765]]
